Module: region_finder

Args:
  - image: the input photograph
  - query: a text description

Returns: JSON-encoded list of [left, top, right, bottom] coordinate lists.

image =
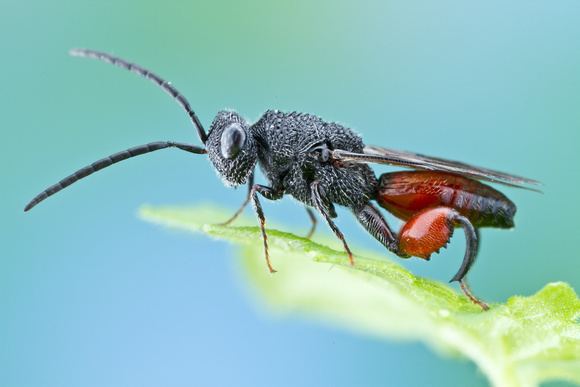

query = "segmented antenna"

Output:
[[69, 48, 208, 144], [24, 141, 206, 212]]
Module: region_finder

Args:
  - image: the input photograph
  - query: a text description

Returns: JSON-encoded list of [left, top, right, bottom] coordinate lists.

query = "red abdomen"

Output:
[[376, 171, 516, 228]]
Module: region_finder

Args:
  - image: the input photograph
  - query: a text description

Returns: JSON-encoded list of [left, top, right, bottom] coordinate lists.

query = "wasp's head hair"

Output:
[[206, 111, 257, 187]]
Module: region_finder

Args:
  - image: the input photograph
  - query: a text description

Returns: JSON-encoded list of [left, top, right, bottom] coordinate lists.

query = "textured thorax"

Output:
[[251, 110, 378, 210]]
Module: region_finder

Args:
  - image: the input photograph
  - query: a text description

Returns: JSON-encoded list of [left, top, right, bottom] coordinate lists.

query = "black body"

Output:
[[221, 110, 378, 211]]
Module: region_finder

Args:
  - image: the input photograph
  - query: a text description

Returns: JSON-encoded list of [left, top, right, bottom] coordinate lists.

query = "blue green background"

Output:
[[2, 1, 579, 386]]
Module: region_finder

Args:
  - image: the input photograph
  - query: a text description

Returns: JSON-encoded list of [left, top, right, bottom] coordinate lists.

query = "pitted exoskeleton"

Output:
[[25, 49, 541, 310]]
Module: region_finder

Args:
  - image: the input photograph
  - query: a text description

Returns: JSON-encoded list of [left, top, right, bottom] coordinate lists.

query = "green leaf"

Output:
[[139, 204, 580, 387]]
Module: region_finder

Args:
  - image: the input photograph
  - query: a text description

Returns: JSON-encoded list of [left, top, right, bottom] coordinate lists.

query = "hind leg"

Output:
[[354, 204, 488, 310], [354, 203, 402, 255]]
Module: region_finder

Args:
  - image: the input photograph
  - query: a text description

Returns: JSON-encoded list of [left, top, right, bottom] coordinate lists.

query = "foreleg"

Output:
[[250, 184, 283, 273], [219, 172, 254, 226]]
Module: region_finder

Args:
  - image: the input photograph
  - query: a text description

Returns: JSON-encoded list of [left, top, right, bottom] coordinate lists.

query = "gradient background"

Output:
[[2, 1, 579, 386]]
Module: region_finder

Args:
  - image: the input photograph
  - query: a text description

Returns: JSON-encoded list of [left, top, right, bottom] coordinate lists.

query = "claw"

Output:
[[460, 280, 489, 311]]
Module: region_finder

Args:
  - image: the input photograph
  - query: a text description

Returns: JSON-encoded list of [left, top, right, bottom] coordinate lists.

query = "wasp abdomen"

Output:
[[377, 171, 516, 228]]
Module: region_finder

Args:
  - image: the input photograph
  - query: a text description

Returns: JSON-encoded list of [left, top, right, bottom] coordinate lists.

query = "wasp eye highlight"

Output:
[[220, 123, 246, 159]]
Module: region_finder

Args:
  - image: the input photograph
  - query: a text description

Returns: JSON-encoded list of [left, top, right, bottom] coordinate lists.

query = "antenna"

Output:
[[70, 48, 208, 144], [24, 141, 206, 211]]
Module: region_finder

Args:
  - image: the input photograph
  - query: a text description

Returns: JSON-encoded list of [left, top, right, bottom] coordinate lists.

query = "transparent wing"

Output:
[[331, 145, 542, 191]]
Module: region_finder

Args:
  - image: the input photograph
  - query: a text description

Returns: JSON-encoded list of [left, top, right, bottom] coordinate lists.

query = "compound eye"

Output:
[[220, 123, 246, 159]]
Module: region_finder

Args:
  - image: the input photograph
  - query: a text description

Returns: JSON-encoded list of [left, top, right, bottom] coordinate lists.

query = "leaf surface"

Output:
[[140, 204, 580, 387]]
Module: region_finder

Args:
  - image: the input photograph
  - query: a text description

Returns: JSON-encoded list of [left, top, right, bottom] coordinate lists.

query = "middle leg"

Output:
[[304, 206, 318, 239], [311, 181, 354, 265]]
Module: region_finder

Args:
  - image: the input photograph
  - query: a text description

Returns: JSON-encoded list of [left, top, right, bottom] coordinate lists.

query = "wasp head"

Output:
[[206, 110, 257, 187]]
